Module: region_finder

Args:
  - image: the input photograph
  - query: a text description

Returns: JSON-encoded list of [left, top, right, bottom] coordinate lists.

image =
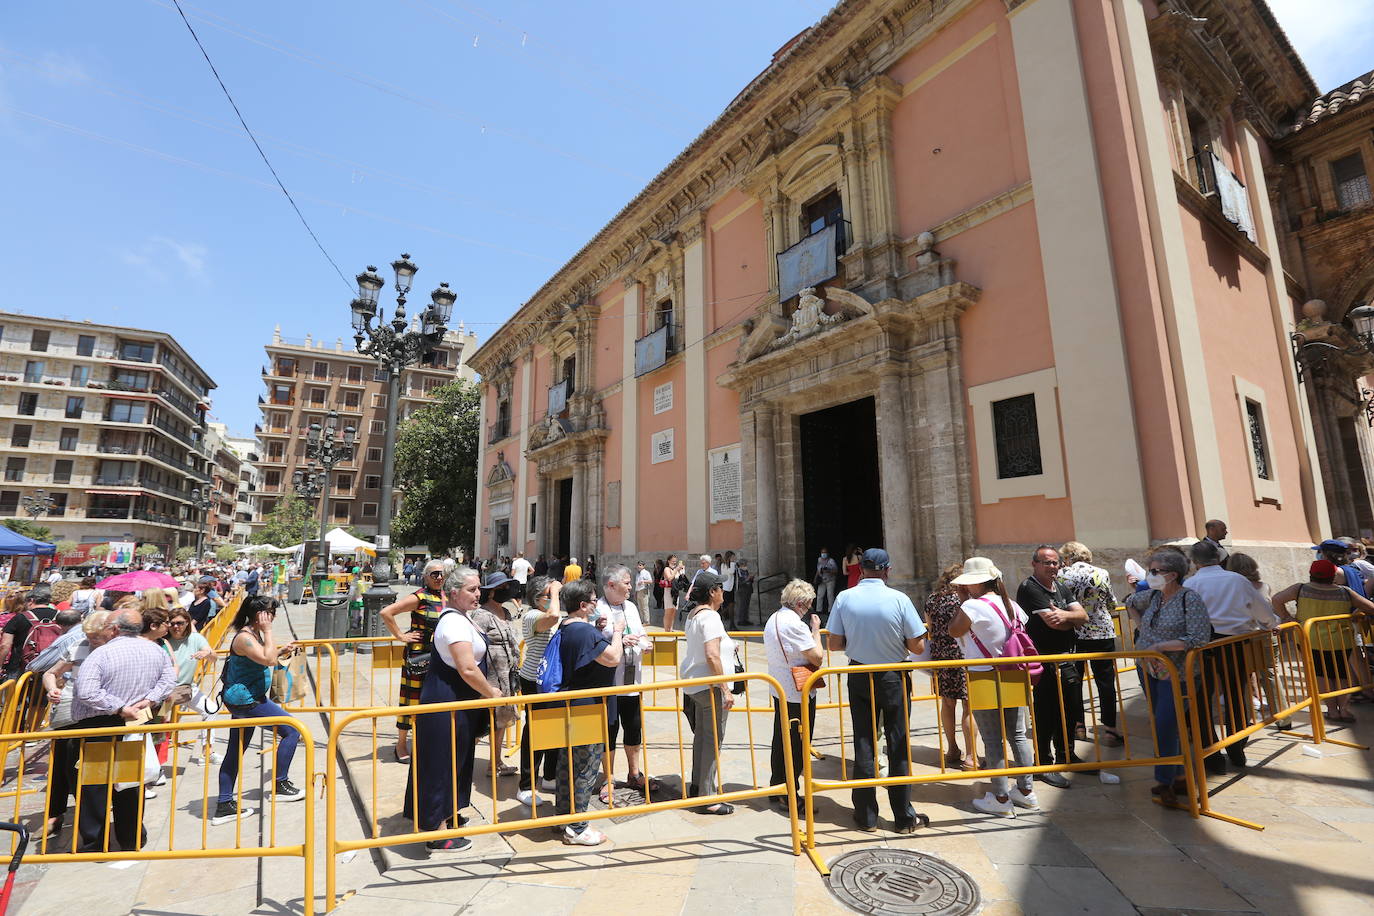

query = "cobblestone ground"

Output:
[[6, 593, 1374, 914]]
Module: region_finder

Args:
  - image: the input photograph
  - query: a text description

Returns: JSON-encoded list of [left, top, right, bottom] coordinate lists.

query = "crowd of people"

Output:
[[7, 520, 1372, 854]]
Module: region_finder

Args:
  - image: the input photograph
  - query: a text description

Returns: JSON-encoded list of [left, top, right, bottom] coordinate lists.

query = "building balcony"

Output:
[[1184, 150, 1256, 243], [336, 374, 367, 389], [777, 219, 850, 302], [259, 454, 288, 466], [547, 378, 571, 416], [94, 475, 137, 487], [263, 364, 297, 380], [487, 420, 512, 444], [148, 415, 195, 447]]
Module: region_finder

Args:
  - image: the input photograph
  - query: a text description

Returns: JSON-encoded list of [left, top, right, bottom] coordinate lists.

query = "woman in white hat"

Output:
[[946, 557, 1039, 817]]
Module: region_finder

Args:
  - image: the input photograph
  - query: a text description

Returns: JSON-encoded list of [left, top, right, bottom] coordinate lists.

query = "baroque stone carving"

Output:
[[486, 451, 515, 487], [771, 287, 843, 350], [527, 416, 568, 451]]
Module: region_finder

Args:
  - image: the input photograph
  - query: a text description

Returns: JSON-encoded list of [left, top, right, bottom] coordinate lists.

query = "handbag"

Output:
[[270, 653, 308, 704], [775, 617, 824, 693], [1055, 660, 1081, 687], [731, 645, 747, 695]]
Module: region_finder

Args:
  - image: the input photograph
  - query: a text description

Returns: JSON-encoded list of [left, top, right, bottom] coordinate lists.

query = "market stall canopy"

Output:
[[324, 528, 376, 554], [237, 544, 276, 554], [0, 526, 55, 556]]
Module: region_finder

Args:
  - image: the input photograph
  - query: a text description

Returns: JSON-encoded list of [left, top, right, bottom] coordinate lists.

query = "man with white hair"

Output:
[[563, 556, 583, 584], [70, 608, 176, 852], [688, 554, 718, 595]]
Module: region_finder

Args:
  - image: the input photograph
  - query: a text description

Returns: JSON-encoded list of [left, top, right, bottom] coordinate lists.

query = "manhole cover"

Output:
[[827, 849, 981, 915], [586, 785, 667, 823]]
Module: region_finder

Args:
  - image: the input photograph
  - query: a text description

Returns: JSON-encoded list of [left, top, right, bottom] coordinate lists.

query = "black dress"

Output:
[[410, 611, 489, 831]]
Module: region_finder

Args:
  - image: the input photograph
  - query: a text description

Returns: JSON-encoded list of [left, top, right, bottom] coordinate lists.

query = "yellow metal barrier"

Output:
[[1299, 612, 1371, 751], [324, 671, 801, 911], [1182, 622, 1319, 829], [0, 716, 315, 913], [798, 651, 1199, 875]]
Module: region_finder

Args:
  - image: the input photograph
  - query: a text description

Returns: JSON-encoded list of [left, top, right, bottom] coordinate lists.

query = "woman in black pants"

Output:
[[1057, 542, 1125, 750]]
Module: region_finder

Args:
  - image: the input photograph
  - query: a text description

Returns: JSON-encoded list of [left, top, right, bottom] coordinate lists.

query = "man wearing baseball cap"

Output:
[[1312, 539, 1368, 599], [827, 547, 928, 833]]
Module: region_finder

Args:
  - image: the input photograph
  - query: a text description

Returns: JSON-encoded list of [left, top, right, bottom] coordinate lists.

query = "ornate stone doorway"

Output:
[[800, 397, 882, 570]]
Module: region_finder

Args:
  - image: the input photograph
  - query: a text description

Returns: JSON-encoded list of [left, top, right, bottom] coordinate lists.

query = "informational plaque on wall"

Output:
[[605, 481, 621, 528], [709, 444, 742, 522], [651, 428, 675, 464], [653, 382, 673, 414]]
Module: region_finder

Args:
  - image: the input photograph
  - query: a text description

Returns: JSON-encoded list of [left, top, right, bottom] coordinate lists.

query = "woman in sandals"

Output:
[[946, 557, 1038, 818], [381, 558, 449, 763], [922, 564, 977, 770]]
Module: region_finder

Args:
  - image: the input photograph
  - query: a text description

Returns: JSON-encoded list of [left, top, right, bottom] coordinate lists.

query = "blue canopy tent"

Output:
[[0, 526, 55, 556]]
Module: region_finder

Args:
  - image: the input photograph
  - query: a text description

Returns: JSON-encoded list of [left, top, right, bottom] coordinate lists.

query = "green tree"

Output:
[[251, 491, 316, 547], [135, 543, 161, 559], [55, 539, 80, 558], [2, 518, 52, 543], [215, 544, 240, 563], [392, 379, 479, 553], [175, 545, 196, 562]]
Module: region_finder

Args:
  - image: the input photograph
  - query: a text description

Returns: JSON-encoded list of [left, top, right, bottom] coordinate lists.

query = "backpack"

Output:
[[535, 629, 565, 694], [969, 596, 1043, 685], [20, 611, 63, 670]]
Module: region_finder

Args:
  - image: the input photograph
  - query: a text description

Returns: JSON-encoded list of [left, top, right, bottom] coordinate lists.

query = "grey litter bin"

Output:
[[288, 576, 306, 604], [313, 595, 351, 641]]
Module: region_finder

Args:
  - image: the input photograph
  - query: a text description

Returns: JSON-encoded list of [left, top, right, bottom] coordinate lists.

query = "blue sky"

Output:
[[0, 1, 1368, 436]]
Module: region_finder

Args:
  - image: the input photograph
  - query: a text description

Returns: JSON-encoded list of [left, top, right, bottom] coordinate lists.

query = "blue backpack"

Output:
[[536, 630, 565, 694]]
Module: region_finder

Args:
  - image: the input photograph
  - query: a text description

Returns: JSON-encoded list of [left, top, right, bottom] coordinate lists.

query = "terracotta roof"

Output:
[[1288, 69, 1374, 134]]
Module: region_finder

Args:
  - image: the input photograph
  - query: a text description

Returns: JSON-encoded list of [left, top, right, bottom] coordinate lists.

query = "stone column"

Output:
[[876, 371, 916, 583], [570, 458, 586, 560], [535, 474, 549, 558], [755, 404, 780, 577]]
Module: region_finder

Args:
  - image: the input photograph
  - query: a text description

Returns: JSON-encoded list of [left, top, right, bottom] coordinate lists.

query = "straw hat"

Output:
[[950, 557, 1001, 586]]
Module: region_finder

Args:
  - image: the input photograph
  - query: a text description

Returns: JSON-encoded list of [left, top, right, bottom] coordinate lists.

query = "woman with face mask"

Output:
[[1125, 547, 1211, 806]]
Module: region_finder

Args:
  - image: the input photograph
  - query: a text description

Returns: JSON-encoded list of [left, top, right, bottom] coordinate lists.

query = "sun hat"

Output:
[[950, 557, 1002, 586]]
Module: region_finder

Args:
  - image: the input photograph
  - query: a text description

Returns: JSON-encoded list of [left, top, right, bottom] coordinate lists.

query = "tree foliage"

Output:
[[215, 544, 240, 563], [251, 491, 316, 547], [175, 545, 196, 562], [2, 518, 52, 543], [392, 379, 479, 554], [135, 543, 161, 559], [55, 540, 80, 557]]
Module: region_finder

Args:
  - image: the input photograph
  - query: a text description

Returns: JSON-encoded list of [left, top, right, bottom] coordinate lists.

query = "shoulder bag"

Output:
[[774, 618, 823, 694]]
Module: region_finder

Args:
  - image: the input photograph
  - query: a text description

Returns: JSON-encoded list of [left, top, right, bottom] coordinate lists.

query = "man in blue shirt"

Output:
[[827, 548, 928, 833]]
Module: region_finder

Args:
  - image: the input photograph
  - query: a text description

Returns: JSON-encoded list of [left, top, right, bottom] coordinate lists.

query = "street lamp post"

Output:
[[304, 412, 356, 578], [351, 255, 456, 622], [189, 488, 213, 562], [292, 464, 324, 552], [22, 489, 55, 523]]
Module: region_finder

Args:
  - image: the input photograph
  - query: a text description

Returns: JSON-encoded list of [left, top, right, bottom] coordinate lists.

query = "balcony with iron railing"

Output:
[[776, 219, 851, 302], [1183, 149, 1256, 243], [263, 364, 298, 380], [139, 477, 191, 501], [149, 414, 195, 447], [487, 418, 512, 444], [93, 475, 137, 487], [155, 385, 201, 422]]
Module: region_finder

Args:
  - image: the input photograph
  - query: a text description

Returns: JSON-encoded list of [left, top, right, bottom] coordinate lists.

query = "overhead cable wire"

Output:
[[147, 0, 648, 182], [0, 104, 560, 263], [168, 0, 353, 293], [0, 47, 589, 235]]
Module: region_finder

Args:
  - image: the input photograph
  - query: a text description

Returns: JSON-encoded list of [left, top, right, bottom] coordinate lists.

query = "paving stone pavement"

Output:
[[7, 593, 1374, 914]]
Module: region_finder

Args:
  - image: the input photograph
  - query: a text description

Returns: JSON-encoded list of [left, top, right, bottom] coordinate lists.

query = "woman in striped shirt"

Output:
[[515, 575, 561, 806]]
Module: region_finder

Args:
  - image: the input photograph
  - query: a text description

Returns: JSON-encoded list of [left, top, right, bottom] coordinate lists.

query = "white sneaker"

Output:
[[972, 791, 1014, 817], [516, 789, 541, 806], [151, 771, 168, 787], [1011, 788, 1040, 810], [562, 826, 608, 846], [1098, 770, 1121, 785], [144, 787, 157, 800], [210, 751, 224, 765]]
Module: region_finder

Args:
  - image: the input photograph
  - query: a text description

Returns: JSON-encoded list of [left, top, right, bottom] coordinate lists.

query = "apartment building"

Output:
[[203, 423, 242, 548], [256, 323, 477, 538], [0, 311, 215, 555], [214, 425, 261, 545]]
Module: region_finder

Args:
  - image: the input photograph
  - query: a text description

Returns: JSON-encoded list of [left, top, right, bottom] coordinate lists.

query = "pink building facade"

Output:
[[470, 0, 1331, 601]]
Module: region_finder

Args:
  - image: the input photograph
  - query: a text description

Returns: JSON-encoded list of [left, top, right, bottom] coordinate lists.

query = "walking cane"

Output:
[[256, 729, 266, 909], [0, 822, 29, 916]]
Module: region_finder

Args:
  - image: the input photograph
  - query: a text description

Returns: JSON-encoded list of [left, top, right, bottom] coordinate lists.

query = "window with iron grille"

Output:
[[991, 394, 1043, 479], [1246, 399, 1271, 480], [1333, 152, 1372, 210]]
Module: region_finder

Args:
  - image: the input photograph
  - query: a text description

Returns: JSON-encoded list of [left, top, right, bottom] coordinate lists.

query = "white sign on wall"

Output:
[[653, 382, 673, 414], [651, 428, 675, 464], [709, 444, 743, 522]]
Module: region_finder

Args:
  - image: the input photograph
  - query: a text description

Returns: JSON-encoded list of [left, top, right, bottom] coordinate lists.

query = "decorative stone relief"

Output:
[[486, 451, 515, 486], [527, 416, 568, 451], [771, 288, 843, 350]]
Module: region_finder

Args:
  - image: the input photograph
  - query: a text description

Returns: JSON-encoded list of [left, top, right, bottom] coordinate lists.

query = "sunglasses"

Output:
[[1146, 568, 1168, 576]]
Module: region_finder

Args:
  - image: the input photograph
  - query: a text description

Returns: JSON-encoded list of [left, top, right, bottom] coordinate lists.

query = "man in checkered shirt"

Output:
[[70, 608, 176, 853]]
